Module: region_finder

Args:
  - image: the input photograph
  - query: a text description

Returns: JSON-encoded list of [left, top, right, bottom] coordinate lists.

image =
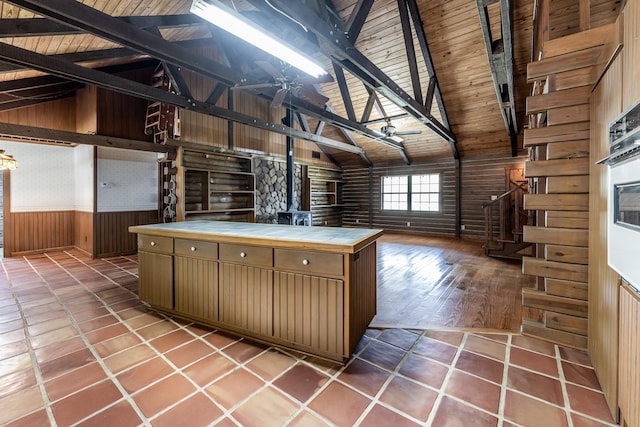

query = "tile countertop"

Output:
[[129, 221, 384, 254]]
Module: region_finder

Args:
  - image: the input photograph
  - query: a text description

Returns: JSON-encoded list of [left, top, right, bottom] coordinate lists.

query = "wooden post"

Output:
[[579, 0, 591, 31]]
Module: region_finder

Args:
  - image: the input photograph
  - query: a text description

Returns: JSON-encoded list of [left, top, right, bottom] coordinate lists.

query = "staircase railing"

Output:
[[482, 182, 530, 253]]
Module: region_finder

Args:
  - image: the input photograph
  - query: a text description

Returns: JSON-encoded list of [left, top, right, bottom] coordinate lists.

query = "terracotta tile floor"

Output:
[[0, 250, 618, 426]]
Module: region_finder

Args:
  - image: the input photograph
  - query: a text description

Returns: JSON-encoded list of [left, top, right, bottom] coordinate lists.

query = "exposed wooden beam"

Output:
[[257, 0, 457, 154], [0, 121, 174, 152], [333, 62, 357, 122], [0, 41, 365, 155], [346, 0, 375, 41], [294, 112, 340, 166], [0, 14, 203, 37], [476, 0, 519, 156], [405, 0, 453, 131], [397, 0, 422, 103]]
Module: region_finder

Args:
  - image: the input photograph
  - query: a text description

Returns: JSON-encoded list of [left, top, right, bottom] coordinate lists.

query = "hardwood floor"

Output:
[[372, 233, 536, 331]]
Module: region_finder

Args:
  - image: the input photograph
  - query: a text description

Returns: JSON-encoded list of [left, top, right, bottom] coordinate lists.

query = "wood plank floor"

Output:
[[371, 233, 536, 331]]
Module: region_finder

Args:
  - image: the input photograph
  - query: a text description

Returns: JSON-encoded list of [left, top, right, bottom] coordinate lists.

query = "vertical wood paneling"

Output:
[[96, 67, 154, 142], [219, 263, 272, 336], [273, 271, 344, 355], [347, 241, 377, 355], [0, 97, 76, 132], [174, 256, 218, 322], [94, 210, 159, 258], [6, 211, 74, 255], [619, 284, 640, 427], [74, 210, 94, 256], [623, 0, 640, 107], [589, 53, 622, 418], [138, 251, 173, 310]]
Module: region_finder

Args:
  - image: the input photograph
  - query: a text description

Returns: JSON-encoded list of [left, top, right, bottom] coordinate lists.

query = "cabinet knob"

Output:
[[240, 252, 247, 258], [191, 246, 197, 252], [302, 259, 309, 265], [150, 241, 156, 247]]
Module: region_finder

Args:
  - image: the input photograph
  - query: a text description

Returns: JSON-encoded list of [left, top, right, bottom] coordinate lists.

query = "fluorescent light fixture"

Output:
[[191, 0, 327, 78]]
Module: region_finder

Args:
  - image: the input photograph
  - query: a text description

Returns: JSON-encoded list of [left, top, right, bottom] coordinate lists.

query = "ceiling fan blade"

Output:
[[271, 88, 288, 108], [396, 130, 422, 136], [255, 60, 286, 80], [297, 85, 329, 107], [388, 135, 404, 143]]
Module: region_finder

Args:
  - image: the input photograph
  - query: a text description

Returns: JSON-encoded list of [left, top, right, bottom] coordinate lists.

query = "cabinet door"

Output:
[[273, 271, 344, 357], [138, 251, 173, 310], [174, 256, 218, 322], [619, 284, 640, 427], [219, 262, 272, 336]]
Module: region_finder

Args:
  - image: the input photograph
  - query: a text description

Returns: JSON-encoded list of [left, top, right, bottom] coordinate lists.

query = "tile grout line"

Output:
[[0, 257, 57, 426], [59, 251, 240, 425], [498, 333, 512, 426], [30, 253, 153, 427]]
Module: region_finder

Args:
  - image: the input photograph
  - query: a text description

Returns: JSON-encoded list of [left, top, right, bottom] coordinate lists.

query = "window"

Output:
[[382, 176, 408, 210], [381, 174, 440, 212], [411, 174, 440, 212]]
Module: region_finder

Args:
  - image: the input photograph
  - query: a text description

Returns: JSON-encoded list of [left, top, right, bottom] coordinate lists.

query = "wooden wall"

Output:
[[74, 211, 94, 256], [342, 158, 457, 235], [5, 211, 75, 256], [589, 52, 622, 419], [94, 210, 158, 258], [618, 282, 640, 427], [520, 21, 620, 349], [342, 153, 526, 238], [177, 44, 335, 167], [0, 97, 76, 132], [623, 0, 640, 107]]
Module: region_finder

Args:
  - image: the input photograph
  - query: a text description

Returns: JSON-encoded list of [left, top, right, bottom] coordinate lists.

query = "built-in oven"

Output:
[[598, 99, 640, 292]]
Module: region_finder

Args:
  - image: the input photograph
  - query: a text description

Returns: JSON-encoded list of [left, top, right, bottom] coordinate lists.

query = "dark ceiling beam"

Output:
[[476, 0, 518, 156], [360, 91, 376, 123], [346, 0, 375, 41], [294, 112, 339, 166], [6, 0, 404, 154], [0, 14, 203, 37], [0, 75, 73, 92], [0, 41, 365, 155], [258, 0, 457, 153], [144, 28, 193, 101], [397, 0, 422, 103], [333, 62, 356, 122], [362, 113, 410, 126], [0, 121, 174, 152], [405, 0, 452, 130], [206, 83, 228, 105]]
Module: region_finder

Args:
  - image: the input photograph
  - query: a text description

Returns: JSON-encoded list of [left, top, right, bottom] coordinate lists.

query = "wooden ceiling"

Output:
[[0, 0, 621, 167]]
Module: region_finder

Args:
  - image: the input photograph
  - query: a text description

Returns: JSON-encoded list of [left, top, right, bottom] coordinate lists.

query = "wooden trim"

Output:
[[524, 158, 590, 177], [523, 122, 590, 146], [524, 225, 588, 247], [528, 46, 604, 82], [3, 169, 11, 257], [522, 257, 588, 282], [524, 193, 590, 211], [526, 86, 591, 114]]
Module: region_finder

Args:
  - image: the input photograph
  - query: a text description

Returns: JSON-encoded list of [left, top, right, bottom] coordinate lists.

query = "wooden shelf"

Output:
[[304, 166, 344, 226], [177, 148, 255, 222]]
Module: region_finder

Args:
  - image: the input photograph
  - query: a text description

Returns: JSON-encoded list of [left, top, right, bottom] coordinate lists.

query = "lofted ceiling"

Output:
[[0, 0, 621, 167]]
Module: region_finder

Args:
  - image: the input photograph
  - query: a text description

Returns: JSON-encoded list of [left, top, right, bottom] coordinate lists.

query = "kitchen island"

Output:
[[129, 221, 383, 362]]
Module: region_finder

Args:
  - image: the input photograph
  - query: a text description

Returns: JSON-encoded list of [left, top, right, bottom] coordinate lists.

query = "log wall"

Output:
[[342, 153, 526, 237]]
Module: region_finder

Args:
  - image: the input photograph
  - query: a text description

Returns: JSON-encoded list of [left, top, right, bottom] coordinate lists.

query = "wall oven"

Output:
[[599, 100, 640, 291]]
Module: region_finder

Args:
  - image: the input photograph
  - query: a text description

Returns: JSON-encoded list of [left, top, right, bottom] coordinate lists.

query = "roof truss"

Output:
[[476, 0, 518, 156]]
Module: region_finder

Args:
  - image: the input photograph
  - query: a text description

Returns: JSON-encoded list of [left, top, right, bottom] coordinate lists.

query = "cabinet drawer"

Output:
[[138, 235, 173, 254], [175, 239, 218, 259], [219, 243, 272, 267], [274, 249, 343, 276]]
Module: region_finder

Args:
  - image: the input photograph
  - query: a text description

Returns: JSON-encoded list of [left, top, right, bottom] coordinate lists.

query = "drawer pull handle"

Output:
[[240, 252, 247, 258], [150, 241, 156, 247], [302, 259, 309, 265], [191, 246, 197, 252]]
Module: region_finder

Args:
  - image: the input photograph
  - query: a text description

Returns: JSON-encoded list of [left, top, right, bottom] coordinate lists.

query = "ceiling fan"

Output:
[[377, 119, 422, 143], [232, 60, 332, 108]]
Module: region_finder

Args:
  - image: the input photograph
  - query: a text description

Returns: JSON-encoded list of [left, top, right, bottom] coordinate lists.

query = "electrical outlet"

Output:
[[461, 224, 466, 230], [407, 222, 411, 227]]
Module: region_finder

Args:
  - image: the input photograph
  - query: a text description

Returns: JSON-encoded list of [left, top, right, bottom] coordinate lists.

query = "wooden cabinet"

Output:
[[619, 282, 640, 427], [219, 263, 273, 336], [273, 271, 344, 356], [174, 239, 219, 322], [177, 148, 255, 222], [304, 166, 343, 226], [130, 222, 382, 362], [137, 235, 173, 310]]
